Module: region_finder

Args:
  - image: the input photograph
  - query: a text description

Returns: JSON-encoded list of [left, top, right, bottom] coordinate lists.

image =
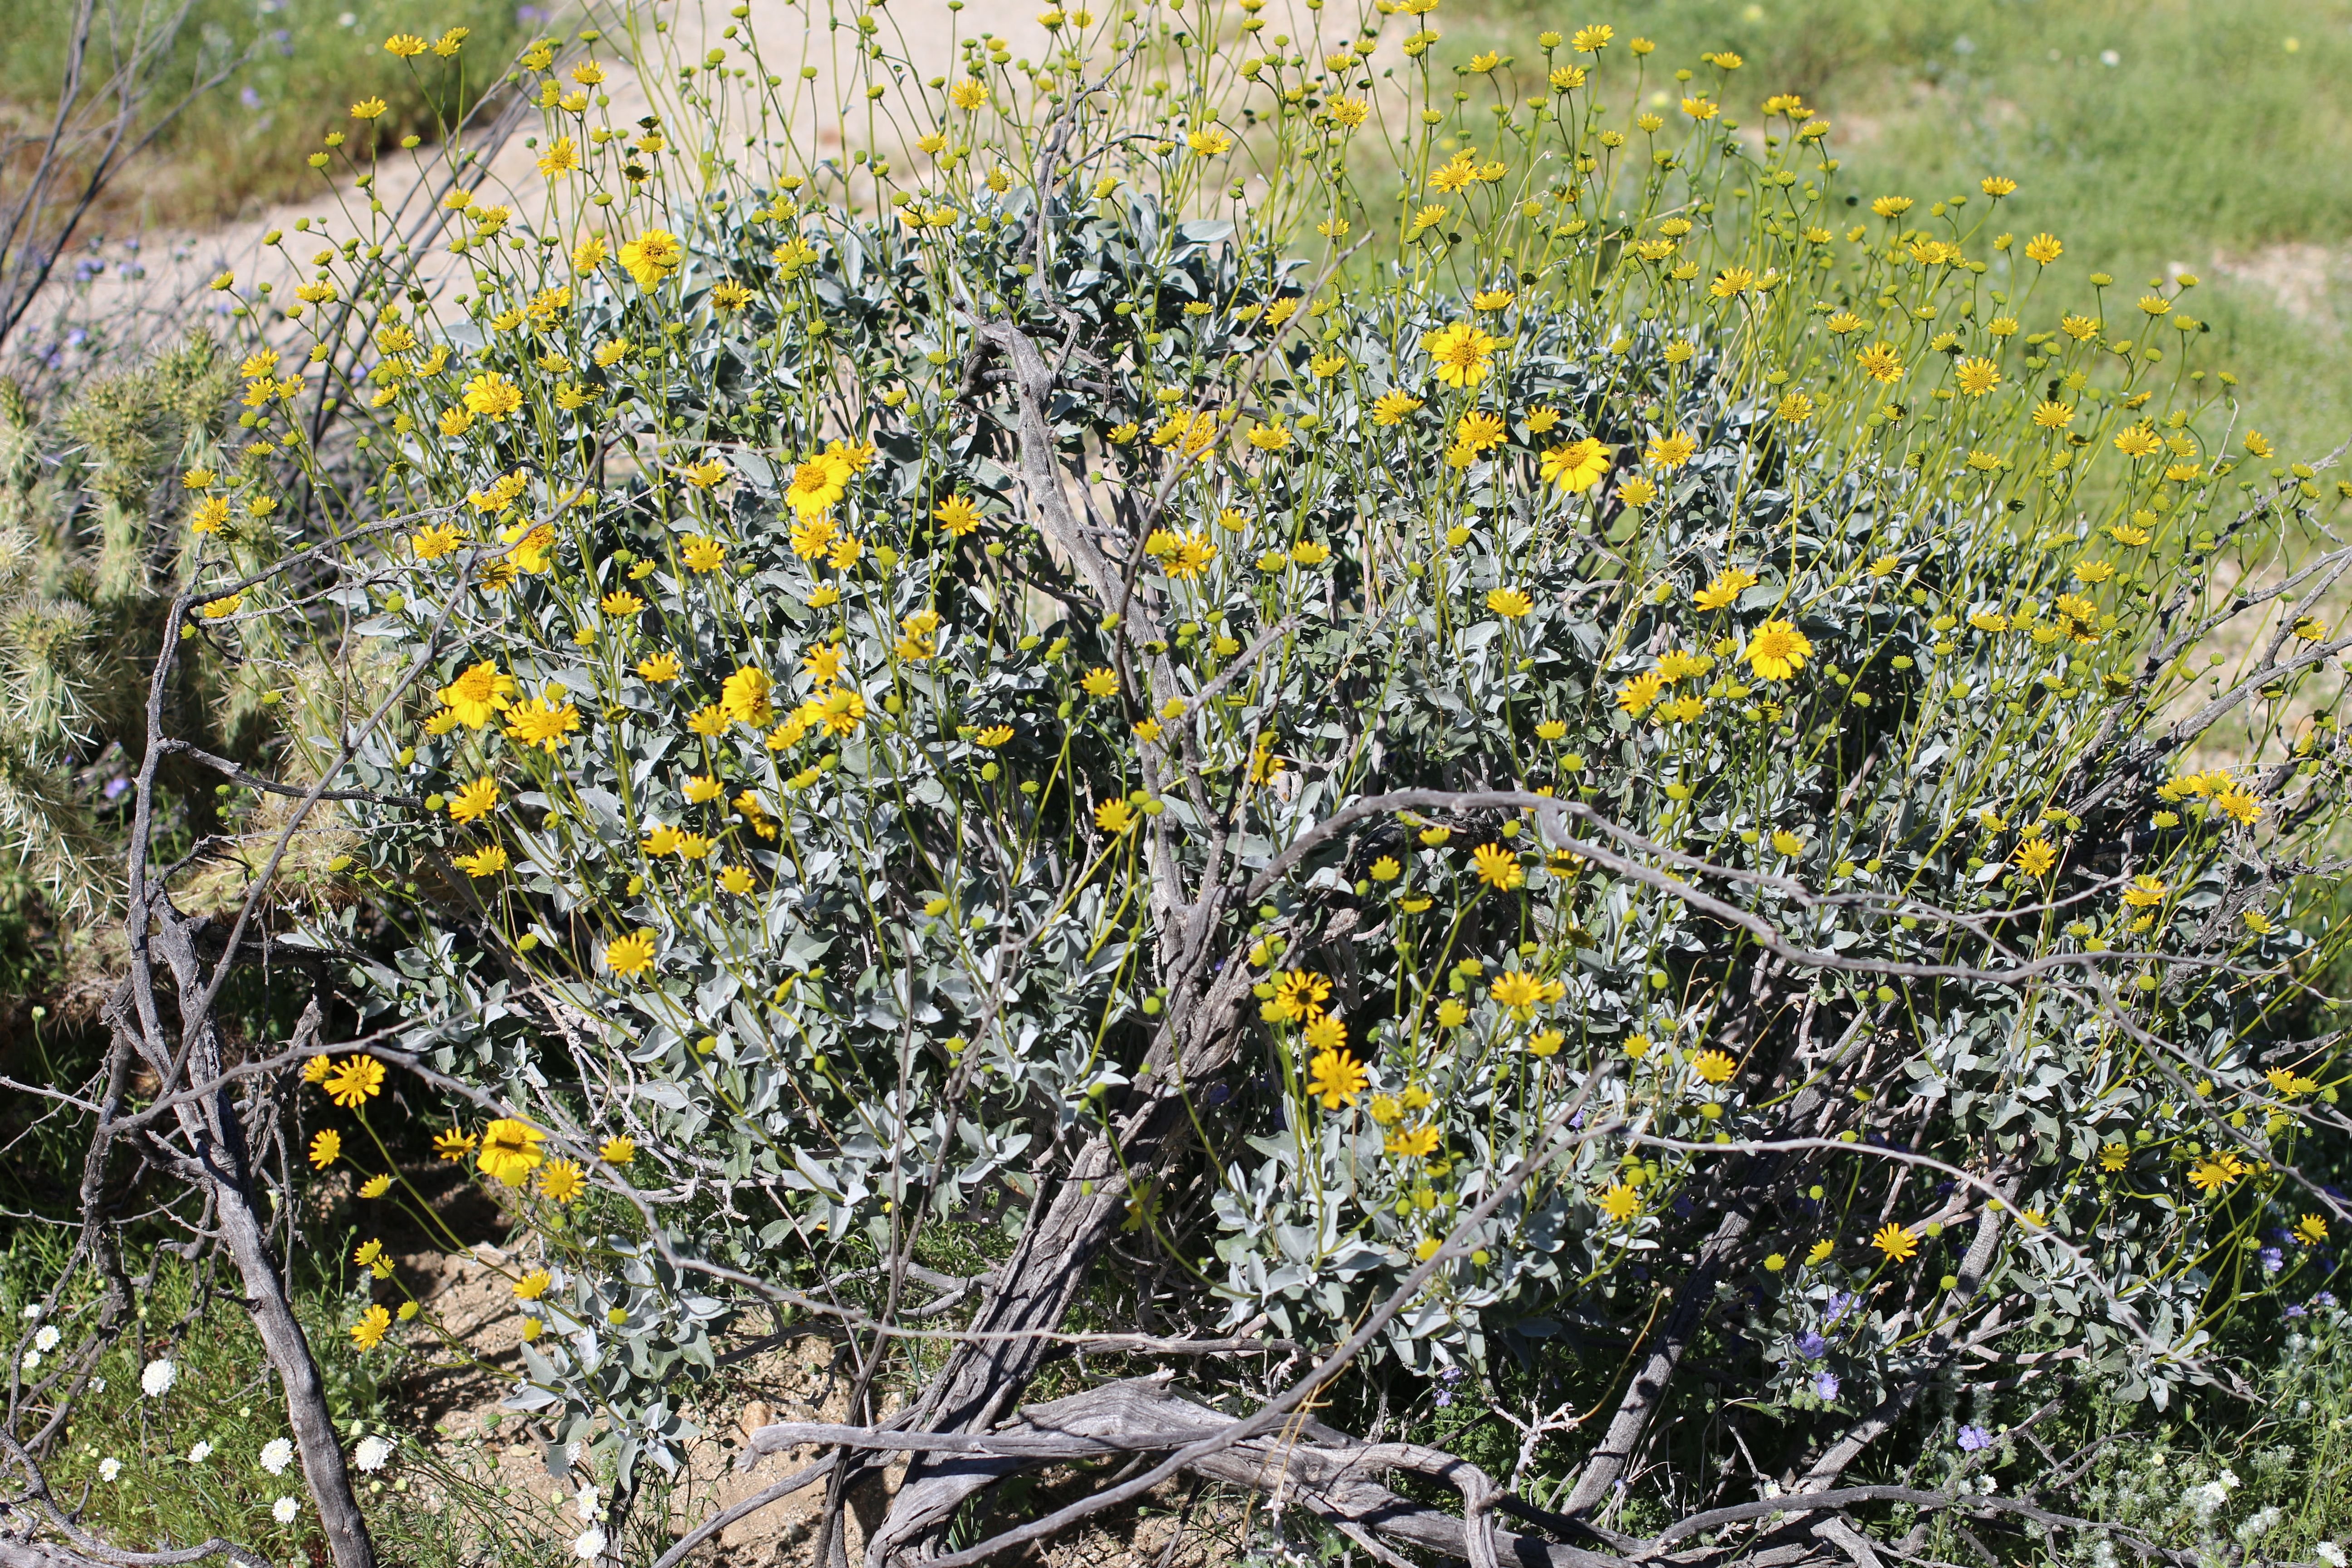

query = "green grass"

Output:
[[2, 1232, 557, 1568], [0, 0, 531, 225], [1478, 0, 2352, 458], [5, 1234, 380, 1562], [2099, 1308, 2352, 1563]]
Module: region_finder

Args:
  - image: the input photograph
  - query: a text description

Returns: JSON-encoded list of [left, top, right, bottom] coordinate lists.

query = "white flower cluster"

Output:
[[2182, 1468, 2239, 1522]]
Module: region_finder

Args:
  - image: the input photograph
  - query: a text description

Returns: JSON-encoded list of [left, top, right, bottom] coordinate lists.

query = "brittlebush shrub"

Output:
[[186, 0, 2352, 1538]]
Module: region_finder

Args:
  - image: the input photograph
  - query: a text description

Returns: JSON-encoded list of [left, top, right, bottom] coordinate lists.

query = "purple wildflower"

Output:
[[1432, 1365, 1465, 1409]]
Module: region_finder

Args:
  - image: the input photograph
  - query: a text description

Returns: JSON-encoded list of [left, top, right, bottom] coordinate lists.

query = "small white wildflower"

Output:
[[352, 1435, 393, 1473], [33, 1325, 59, 1352], [2218, 1468, 2241, 1490], [187, 1441, 212, 1464], [2237, 1506, 2283, 1543], [571, 1525, 606, 1560], [20, 1349, 39, 1372], [2315, 1543, 2347, 1568], [260, 1438, 294, 1475], [140, 1358, 175, 1397], [273, 1496, 300, 1524], [88, 1375, 103, 1393], [575, 1484, 601, 1521], [97, 1457, 120, 1482], [20, 1303, 40, 1320]]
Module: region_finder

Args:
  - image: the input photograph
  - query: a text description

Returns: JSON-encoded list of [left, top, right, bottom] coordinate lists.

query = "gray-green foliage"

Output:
[[312, 180, 2349, 1496], [141, 3, 2352, 1553]]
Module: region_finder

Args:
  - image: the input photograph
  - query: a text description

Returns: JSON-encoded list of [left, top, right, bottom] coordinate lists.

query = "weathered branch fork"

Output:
[[744, 1373, 2189, 1568], [754, 1373, 1572, 1568]]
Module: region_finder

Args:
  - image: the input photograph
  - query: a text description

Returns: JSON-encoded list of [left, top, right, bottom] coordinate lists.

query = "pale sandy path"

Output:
[[22, 0, 1069, 363], [24, 0, 1403, 373]]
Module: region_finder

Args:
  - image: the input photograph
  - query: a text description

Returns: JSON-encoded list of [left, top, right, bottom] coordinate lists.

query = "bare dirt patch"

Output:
[[2210, 242, 2352, 333]]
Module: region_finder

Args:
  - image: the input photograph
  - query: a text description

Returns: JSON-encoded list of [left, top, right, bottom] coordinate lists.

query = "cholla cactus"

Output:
[[0, 337, 232, 918]]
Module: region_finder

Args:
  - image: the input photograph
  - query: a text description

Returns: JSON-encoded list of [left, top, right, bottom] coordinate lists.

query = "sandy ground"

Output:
[[389, 1238, 1247, 1564], [397, 1238, 895, 1561], [388, 1239, 855, 1561], [22, 0, 1119, 362], [21, 0, 1380, 372]]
